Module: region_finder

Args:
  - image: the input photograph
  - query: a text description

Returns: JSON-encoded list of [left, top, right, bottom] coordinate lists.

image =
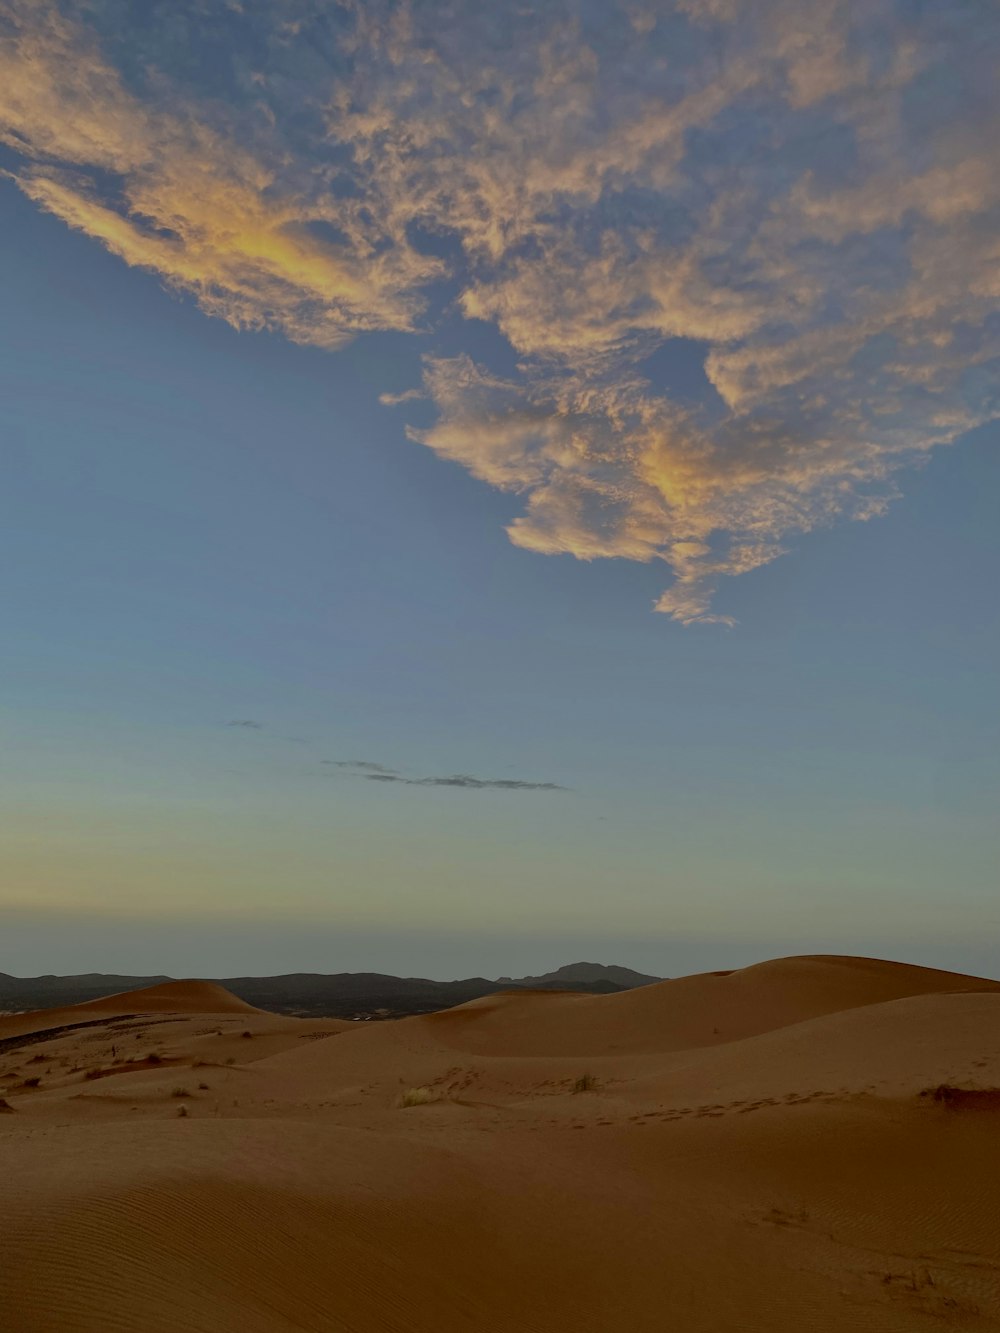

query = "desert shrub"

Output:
[[572, 1073, 598, 1094], [399, 1086, 437, 1108], [171, 1087, 191, 1098], [919, 1083, 1000, 1109], [177, 1104, 189, 1118], [197, 1081, 210, 1091], [241, 1030, 253, 1039], [922, 1084, 958, 1103], [147, 1053, 163, 1065], [21, 1076, 41, 1089]]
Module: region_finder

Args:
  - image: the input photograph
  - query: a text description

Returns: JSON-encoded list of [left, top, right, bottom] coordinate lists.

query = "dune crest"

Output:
[[72, 978, 261, 1015], [419, 952, 1000, 1058]]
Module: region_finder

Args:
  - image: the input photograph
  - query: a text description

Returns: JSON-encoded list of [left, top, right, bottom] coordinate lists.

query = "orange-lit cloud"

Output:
[[2, 0, 997, 620], [0, 1, 439, 346]]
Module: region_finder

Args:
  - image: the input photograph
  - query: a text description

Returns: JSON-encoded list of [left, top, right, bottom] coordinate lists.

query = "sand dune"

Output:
[[0, 979, 262, 1042], [3, 954, 1000, 1332], [418, 952, 1000, 1057], [74, 977, 262, 1013]]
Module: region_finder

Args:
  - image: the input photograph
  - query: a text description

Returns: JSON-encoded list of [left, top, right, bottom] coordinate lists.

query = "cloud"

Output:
[[0, 0, 440, 348], [3, 1, 998, 620], [324, 759, 397, 774], [413, 775, 566, 791], [366, 773, 567, 792], [328, 759, 566, 790], [226, 719, 264, 729]]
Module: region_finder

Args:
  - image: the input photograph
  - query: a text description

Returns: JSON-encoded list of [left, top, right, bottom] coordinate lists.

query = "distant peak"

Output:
[[496, 962, 661, 990]]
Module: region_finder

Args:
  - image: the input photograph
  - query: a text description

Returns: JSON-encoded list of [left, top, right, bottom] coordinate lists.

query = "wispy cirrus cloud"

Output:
[[365, 773, 567, 792], [330, 759, 565, 791], [3, 0, 997, 620], [322, 759, 396, 773]]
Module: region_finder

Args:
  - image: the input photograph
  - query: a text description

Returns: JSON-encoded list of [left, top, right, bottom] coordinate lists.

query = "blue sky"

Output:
[[1, 0, 998, 979]]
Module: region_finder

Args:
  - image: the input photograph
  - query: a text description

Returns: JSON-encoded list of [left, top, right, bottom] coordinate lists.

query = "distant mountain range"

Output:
[[0, 962, 661, 1019]]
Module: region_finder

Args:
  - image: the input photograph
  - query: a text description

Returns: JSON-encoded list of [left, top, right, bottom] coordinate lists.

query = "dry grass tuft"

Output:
[[399, 1086, 437, 1108], [573, 1073, 599, 1094]]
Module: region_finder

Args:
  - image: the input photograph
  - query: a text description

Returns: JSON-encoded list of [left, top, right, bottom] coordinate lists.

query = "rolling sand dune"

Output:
[[69, 978, 264, 1015], [0, 979, 263, 1041], [417, 954, 1000, 1057], [3, 954, 1000, 1332]]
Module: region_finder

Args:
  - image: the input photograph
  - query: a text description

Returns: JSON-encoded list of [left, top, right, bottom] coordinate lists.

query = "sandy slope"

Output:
[[3, 958, 1000, 1332], [0, 979, 263, 1042]]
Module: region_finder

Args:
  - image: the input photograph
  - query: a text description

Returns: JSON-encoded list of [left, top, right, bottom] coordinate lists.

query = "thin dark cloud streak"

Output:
[[226, 720, 264, 729], [323, 759, 397, 773], [362, 772, 567, 792], [328, 758, 565, 790]]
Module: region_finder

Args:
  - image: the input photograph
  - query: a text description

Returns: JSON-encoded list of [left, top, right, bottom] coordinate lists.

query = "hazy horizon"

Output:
[[5, 907, 1000, 986]]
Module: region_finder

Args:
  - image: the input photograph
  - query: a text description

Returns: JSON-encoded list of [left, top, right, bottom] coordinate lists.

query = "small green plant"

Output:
[[399, 1086, 437, 1108], [572, 1073, 598, 1094]]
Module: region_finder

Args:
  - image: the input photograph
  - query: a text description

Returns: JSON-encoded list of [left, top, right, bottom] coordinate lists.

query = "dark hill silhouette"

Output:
[[496, 962, 661, 991], [0, 962, 660, 1019]]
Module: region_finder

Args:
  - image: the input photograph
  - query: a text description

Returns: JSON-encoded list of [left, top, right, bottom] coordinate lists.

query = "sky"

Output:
[[1, 0, 998, 981]]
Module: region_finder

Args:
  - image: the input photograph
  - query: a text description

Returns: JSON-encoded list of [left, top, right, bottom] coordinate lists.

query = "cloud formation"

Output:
[[3, 1, 997, 619], [331, 759, 565, 791], [324, 759, 395, 773], [370, 774, 567, 792]]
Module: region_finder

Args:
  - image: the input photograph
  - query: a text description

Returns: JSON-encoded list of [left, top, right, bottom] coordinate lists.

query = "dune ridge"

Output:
[[71, 978, 262, 1015], [419, 952, 1000, 1057]]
